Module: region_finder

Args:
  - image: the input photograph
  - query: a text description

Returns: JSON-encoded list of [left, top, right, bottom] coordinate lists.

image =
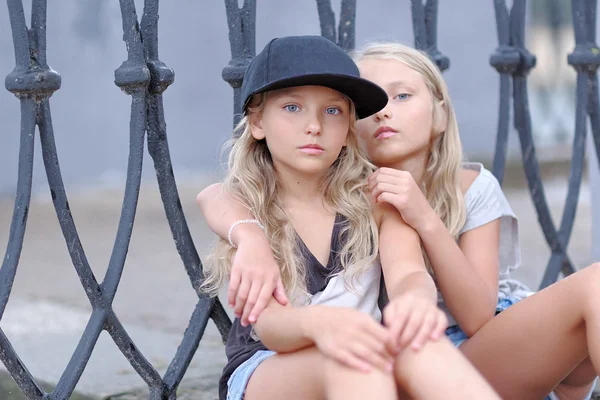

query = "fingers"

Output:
[[398, 311, 423, 349], [228, 268, 241, 308], [248, 283, 275, 324], [273, 277, 289, 306], [385, 306, 408, 354], [351, 341, 394, 373], [410, 313, 438, 351], [234, 278, 251, 320], [368, 168, 410, 189], [240, 282, 261, 326], [357, 331, 395, 371], [430, 312, 448, 341], [370, 182, 401, 200]]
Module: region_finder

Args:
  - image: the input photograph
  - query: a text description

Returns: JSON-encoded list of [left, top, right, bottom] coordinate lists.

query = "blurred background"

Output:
[[0, 1, 597, 398]]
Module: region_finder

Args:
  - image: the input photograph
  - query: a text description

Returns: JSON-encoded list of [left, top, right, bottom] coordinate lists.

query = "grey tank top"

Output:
[[218, 214, 382, 399]]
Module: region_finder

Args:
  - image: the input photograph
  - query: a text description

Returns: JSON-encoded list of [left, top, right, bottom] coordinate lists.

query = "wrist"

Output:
[[415, 209, 442, 237], [229, 221, 267, 247], [300, 306, 326, 341]]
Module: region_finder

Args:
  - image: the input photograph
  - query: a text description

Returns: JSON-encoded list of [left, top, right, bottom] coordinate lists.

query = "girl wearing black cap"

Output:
[[198, 36, 499, 400]]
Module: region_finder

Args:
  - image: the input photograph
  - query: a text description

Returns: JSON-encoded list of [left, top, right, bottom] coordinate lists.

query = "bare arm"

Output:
[[376, 203, 446, 352], [378, 204, 436, 302], [196, 183, 258, 244], [196, 183, 288, 324], [418, 216, 499, 336], [254, 299, 394, 372], [253, 299, 315, 353]]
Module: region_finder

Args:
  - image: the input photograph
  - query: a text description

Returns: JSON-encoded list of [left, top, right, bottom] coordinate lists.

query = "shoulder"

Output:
[[460, 162, 504, 197], [459, 168, 480, 195]]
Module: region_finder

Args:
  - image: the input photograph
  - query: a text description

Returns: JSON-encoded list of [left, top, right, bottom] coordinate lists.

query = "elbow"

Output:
[[196, 183, 222, 211], [460, 304, 496, 337]]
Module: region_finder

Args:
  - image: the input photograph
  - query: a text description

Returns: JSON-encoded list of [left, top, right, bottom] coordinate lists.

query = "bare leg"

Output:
[[459, 263, 600, 399], [245, 346, 397, 400], [394, 336, 501, 400]]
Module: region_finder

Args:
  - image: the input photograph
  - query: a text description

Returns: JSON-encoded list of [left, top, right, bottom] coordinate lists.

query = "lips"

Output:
[[299, 144, 324, 154], [374, 126, 398, 140]]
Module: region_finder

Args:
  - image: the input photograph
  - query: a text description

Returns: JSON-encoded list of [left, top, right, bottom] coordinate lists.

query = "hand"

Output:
[[229, 234, 288, 327], [383, 293, 447, 353], [309, 306, 395, 373], [368, 168, 436, 233]]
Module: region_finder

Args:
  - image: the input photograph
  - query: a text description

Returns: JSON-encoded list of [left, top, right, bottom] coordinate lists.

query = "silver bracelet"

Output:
[[227, 219, 265, 248]]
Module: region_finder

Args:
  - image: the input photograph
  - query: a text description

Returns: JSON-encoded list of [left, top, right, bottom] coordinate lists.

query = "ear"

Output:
[[432, 100, 447, 135], [249, 111, 265, 140]]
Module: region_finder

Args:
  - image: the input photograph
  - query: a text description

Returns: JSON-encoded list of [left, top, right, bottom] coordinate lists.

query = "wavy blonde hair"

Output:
[[352, 42, 466, 241], [201, 91, 379, 303]]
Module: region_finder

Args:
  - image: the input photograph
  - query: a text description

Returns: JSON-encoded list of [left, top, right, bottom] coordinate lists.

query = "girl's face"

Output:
[[356, 58, 435, 168], [250, 85, 351, 178]]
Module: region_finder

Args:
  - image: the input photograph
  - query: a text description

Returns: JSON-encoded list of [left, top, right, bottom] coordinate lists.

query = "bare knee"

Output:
[[324, 357, 397, 400], [580, 263, 600, 307]]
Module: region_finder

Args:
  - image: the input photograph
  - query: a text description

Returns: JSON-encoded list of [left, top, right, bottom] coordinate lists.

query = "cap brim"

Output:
[[245, 73, 388, 119]]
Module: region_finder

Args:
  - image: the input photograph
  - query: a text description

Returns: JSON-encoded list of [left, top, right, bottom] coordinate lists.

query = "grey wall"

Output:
[[0, 1, 510, 197]]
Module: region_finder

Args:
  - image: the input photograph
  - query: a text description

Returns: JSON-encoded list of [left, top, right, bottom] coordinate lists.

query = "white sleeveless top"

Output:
[[437, 162, 531, 327]]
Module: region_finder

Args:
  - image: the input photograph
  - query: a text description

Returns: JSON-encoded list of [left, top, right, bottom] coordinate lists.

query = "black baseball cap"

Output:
[[241, 35, 388, 119]]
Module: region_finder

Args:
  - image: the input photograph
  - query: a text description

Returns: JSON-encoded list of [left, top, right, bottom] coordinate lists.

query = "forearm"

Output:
[[253, 303, 318, 353], [418, 217, 497, 334], [196, 183, 263, 245], [386, 269, 437, 303]]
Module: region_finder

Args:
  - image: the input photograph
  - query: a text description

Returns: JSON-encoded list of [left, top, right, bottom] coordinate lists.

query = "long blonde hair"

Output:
[[352, 42, 466, 240], [201, 91, 379, 303]]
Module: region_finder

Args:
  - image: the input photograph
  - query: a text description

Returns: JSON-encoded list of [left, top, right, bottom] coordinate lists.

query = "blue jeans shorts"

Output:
[[444, 296, 597, 400], [445, 297, 518, 348], [227, 350, 276, 400]]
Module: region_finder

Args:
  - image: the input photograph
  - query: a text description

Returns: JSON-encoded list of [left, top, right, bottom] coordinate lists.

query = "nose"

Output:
[[305, 111, 322, 136], [374, 100, 392, 122]]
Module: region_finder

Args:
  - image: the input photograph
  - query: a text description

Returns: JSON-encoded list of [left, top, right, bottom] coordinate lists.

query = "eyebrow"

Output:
[[274, 91, 348, 103], [388, 80, 414, 88]]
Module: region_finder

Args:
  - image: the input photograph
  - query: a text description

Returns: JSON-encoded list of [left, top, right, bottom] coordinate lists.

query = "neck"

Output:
[[276, 168, 327, 210]]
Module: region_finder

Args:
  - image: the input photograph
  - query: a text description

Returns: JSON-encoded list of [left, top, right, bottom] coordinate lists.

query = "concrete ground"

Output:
[[0, 164, 597, 399]]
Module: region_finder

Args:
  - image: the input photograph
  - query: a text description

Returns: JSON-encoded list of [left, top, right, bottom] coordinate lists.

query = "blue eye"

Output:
[[325, 107, 341, 115], [395, 93, 410, 101], [284, 104, 299, 112]]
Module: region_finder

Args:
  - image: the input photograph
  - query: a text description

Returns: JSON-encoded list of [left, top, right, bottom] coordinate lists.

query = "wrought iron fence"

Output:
[[1, 0, 597, 398]]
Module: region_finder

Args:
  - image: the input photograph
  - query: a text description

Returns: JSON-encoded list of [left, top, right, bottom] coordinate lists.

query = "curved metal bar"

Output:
[[163, 299, 213, 394], [103, 0, 150, 302], [0, 328, 45, 399], [5, 0, 29, 68], [104, 311, 165, 393], [0, 100, 36, 319], [101, 91, 146, 303], [38, 100, 103, 308], [50, 310, 106, 399]]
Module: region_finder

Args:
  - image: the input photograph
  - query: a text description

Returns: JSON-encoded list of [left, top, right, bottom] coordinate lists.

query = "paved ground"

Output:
[[0, 165, 596, 399]]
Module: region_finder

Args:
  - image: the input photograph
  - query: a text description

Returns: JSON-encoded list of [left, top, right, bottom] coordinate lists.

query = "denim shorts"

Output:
[[227, 350, 276, 400], [444, 296, 597, 400], [445, 297, 518, 348]]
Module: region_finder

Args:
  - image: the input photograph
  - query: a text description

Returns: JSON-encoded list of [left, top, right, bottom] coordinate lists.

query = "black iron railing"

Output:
[[1, 0, 597, 398]]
